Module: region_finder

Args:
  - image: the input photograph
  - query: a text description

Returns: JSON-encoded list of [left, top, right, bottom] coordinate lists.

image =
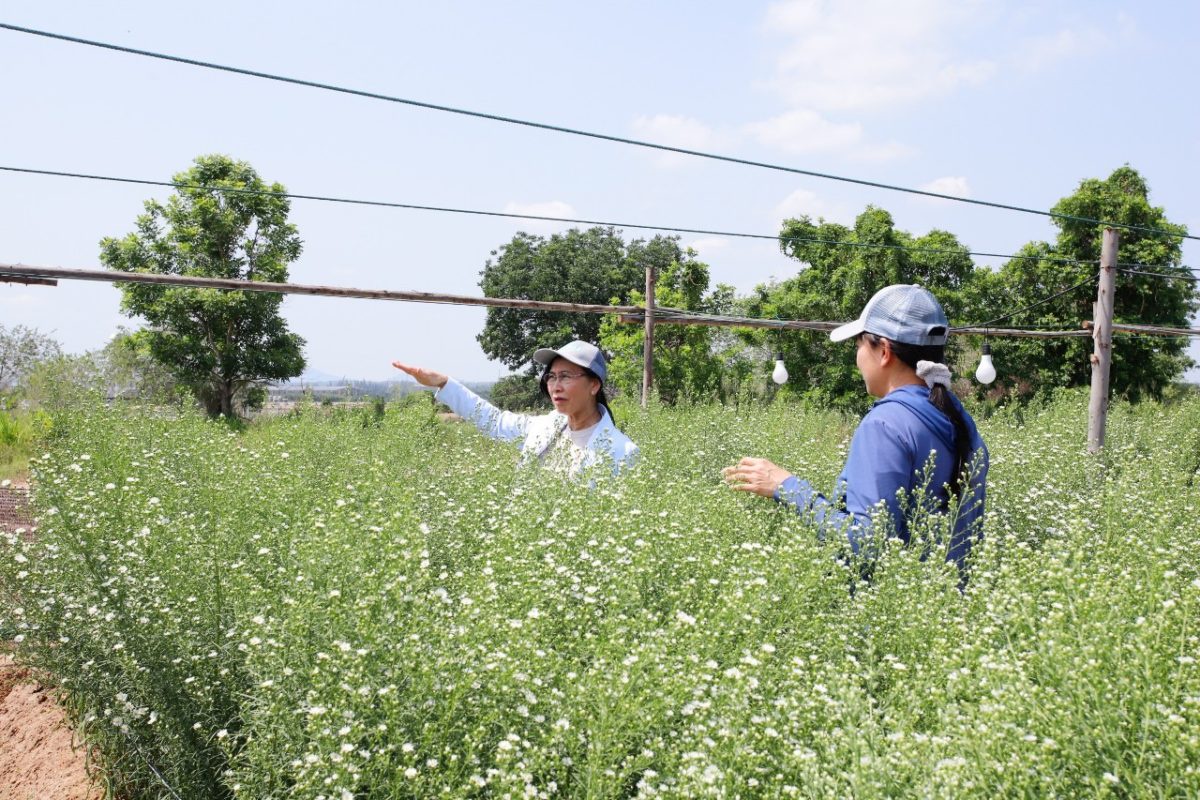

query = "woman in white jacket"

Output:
[[393, 340, 638, 477]]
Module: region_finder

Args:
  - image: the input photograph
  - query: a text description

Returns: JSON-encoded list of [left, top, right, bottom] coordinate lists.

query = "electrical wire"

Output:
[[2, 21, 1196, 244], [0, 165, 1108, 269], [1117, 267, 1198, 282], [1117, 260, 1200, 275], [963, 274, 1100, 330]]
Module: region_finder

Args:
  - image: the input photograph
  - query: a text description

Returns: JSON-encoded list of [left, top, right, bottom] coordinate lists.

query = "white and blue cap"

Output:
[[533, 340, 608, 382], [829, 284, 950, 346]]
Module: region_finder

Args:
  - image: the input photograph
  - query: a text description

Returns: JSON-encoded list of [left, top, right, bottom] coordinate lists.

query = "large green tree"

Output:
[[477, 227, 677, 373], [988, 166, 1194, 401], [747, 207, 985, 410], [99, 155, 306, 417], [599, 247, 746, 404]]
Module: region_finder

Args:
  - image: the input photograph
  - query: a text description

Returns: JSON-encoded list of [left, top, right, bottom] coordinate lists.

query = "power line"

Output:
[[2, 21, 1196, 244], [1117, 260, 1200, 275], [0, 165, 1109, 269], [969, 272, 1099, 328], [1118, 267, 1198, 282]]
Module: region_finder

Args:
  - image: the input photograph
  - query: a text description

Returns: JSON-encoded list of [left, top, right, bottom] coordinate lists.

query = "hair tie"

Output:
[[916, 360, 952, 390]]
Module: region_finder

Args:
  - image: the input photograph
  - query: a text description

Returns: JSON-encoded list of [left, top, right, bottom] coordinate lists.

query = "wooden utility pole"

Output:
[[641, 262, 656, 408], [1087, 228, 1119, 453]]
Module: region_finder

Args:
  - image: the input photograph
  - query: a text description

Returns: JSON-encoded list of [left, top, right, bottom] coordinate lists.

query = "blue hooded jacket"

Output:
[[775, 384, 988, 569]]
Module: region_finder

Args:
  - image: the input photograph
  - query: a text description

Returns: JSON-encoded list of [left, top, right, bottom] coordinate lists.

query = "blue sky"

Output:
[[2, 1, 1197, 382]]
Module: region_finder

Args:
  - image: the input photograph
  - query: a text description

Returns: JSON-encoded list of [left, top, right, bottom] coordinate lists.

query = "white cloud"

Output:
[[744, 109, 912, 162], [630, 114, 728, 167], [772, 189, 852, 226], [744, 110, 862, 154], [762, 0, 997, 112], [918, 176, 972, 202], [501, 200, 580, 231], [1013, 27, 1107, 73], [685, 238, 731, 256]]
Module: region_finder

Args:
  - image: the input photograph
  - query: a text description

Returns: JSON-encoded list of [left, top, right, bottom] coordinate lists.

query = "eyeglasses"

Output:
[[545, 371, 587, 386]]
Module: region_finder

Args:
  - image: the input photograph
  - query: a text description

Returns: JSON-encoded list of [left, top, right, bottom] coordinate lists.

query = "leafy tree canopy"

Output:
[[748, 207, 985, 411], [99, 155, 306, 417], [0, 324, 62, 393], [988, 166, 1195, 401], [600, 249, 747, 405], [477, 227, 677, 372]]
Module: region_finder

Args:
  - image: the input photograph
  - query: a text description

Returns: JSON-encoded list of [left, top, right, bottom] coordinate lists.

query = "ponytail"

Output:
[[866, 334, 972, 499]]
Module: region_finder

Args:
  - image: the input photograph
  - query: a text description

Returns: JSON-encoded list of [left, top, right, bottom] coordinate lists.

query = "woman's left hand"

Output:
[[722, 457, 792, 499]]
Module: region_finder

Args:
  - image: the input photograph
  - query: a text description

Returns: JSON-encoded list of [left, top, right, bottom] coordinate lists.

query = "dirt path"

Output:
[[1, 484, 102, 800], [0, 656, 102, 800]]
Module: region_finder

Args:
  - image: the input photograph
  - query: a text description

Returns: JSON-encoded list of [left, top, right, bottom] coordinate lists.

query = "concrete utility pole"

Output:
[[1087, 228, 1119, 453], [641, 262, 656, 409]]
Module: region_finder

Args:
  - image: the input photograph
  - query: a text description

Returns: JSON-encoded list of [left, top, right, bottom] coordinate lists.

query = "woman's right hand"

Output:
[[722, 457, 793, 499], [392, 361, 449, 389]]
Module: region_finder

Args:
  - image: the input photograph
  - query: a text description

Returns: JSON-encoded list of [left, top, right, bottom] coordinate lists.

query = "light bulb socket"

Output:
[[981, 340, 991, 356]]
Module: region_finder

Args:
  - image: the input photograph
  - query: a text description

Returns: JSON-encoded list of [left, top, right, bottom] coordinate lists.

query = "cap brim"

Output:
[[829, 319, 865, 342], [533, 348, 595, 376], [532, 348, 561, 366]]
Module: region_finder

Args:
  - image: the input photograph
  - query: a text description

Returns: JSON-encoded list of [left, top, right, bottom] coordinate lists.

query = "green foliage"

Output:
[[488, 373, 550, 411], [987, 166, 1196, 402], [601, 252, 749, 405], [100, 327, 190, 406], [0, 408, 52, 479], [4, 393, 1200, 798], [0, 323, 62, 395], [98, 154, 306, 418], [750, 207, 985, 412], [476, 227, 677, 372]]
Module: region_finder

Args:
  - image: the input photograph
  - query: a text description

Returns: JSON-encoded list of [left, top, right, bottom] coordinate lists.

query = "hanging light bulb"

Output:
[[975, 340, 997, 384], [772, 352, 789, 385]]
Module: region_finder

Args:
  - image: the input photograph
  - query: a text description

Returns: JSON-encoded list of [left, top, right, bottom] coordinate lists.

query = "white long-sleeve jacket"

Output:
[[434, 378, 639, 476]]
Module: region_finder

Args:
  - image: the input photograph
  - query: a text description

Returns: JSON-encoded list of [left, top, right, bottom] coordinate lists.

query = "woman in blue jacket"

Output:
[[723, 284, 988, 570], [394, 340, 638, 477]]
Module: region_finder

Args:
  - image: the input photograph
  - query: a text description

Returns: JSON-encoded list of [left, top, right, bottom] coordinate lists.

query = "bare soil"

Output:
[[1, 485, 101, 800]]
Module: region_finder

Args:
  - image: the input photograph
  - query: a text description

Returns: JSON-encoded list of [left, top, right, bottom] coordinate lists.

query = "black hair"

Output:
[[538, 366, 618, 428], [862, 333, 972, 500]]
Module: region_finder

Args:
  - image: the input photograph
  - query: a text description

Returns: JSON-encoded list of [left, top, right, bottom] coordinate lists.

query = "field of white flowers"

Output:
[[2, 390, 1198, 799]]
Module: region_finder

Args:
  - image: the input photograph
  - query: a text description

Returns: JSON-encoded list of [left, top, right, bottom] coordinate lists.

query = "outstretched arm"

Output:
[[723, 452, 886, 554], [392, 361, 448, 389], [395, 361, 534, 443]]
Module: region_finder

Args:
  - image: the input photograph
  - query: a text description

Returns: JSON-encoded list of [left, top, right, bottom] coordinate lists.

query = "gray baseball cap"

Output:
[[533, 340, 608, 382], [829, 284, 950, 346]]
